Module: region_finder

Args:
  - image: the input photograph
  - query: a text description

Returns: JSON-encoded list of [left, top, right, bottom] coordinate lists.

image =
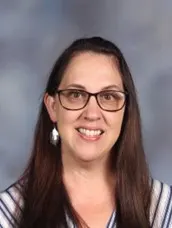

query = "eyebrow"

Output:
[[66, 83, 123, 91]]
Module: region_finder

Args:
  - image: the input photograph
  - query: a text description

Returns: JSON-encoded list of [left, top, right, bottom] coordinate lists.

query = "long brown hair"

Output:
[[17, 37, 151, 227]]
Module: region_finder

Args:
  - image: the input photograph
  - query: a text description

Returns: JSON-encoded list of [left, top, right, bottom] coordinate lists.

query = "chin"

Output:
[[74, 148, 108, 163]]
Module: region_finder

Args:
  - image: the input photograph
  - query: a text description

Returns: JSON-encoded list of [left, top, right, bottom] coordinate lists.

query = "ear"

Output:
[[44, 93, 58, 122]]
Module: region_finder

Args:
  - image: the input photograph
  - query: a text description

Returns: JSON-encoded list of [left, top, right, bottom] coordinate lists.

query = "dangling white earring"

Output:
[[50, 125, 59, 146]]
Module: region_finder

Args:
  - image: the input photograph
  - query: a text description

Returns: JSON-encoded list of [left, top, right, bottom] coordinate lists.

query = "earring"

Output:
[[50, 125, 59, 146]]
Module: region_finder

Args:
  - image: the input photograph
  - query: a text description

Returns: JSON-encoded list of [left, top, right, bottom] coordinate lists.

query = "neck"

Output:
[[61, 149, 115, 197]]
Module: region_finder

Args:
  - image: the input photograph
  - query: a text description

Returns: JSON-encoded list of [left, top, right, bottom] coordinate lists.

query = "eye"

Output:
[[102, 93, 113, 100], [70, 91, 81, 98], [64, 90, 87, 99], [100, 91, 124, 101], [101, 92, 116, 100]]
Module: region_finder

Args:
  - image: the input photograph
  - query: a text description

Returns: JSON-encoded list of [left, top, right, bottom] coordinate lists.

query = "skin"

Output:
[[44, 52, 125, 227]]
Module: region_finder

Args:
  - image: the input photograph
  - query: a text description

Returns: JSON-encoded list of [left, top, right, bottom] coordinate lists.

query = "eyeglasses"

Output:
[[56, 89, 127, 112]]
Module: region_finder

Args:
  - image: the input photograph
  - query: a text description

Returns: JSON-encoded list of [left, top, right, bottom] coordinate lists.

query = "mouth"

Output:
[[76, 127, 104, 138]]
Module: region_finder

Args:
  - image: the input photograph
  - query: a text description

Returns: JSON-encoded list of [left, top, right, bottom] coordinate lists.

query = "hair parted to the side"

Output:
[[17, 37, 151, 228]]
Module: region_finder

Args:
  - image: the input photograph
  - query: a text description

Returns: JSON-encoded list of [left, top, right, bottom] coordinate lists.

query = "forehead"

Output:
[[59, 52, 123, 90]]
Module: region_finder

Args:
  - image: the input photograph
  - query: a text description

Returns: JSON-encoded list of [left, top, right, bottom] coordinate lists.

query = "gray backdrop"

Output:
[[0, 0, 172, 190]]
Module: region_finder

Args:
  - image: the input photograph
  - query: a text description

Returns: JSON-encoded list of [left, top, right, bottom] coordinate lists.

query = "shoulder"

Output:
[[0, 182, 24, 228], [150, 179, 172, 228]]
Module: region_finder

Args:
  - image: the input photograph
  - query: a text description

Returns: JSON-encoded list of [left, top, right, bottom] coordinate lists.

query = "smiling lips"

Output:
[[76, 128, 104, 141]]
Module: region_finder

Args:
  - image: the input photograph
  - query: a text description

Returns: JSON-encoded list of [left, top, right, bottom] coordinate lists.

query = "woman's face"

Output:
[[45, 52, 125, 163]]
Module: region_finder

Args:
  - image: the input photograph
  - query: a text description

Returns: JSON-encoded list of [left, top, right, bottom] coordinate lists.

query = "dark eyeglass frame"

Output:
[[55, 89, 128, 112]]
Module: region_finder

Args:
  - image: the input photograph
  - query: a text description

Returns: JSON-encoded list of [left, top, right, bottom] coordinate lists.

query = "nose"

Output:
[[83, 96, 101, 121]]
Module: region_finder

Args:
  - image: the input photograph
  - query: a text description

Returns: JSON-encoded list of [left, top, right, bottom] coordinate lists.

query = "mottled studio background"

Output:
[[0, 0, 172, 190]]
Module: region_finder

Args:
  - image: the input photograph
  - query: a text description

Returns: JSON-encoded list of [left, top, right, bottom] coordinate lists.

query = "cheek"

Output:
[[57, 110, 78, 124], [56, 107, 79, 134], [107, 110, 124, 133]]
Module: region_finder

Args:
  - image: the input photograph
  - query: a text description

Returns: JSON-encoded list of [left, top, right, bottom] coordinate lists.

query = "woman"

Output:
[[0, 37, 172, 228]]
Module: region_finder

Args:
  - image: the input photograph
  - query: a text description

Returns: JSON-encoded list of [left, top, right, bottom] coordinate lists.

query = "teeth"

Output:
[[78, 128, 102, 136]]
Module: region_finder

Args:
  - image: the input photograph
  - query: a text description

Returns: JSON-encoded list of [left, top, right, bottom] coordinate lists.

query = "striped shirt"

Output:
[[0, 179, 172, 227]]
